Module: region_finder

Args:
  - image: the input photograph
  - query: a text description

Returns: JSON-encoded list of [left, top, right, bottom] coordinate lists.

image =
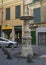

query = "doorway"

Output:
[[38, 32, 46, 46], [14, 26, 22, 44]]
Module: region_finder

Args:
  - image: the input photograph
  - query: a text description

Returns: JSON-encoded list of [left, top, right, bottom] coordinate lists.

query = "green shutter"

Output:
[[6, 8, 10, 20], [33, 0, 39, 2], [15, 5, 21, 18], [31, 31, 36, 45], [34, 8, 41, 22]]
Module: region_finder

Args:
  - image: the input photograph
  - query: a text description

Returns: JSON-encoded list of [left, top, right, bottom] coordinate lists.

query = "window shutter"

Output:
[[33, 0, 39, 2], [34, 8, 41, 22], [6, 8, 10, 20], [15, 5, 21, 18]]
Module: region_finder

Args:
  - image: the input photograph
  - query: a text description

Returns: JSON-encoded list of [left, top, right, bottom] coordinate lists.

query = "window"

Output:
[[33, 8, 41, 22], [6, 8, 10, 20], [33, 0, 39, 2], [15, 5, 21, 18]]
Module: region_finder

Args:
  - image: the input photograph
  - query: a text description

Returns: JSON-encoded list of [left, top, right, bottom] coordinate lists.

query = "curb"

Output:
[[13, 52, 39, 59], [13, 53, 27, 59]]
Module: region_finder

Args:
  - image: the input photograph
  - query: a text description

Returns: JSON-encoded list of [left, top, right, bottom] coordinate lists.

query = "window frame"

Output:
[[33, 7, 41, 22], [15, 5, 21, 19], [6, 7, 10, 20]]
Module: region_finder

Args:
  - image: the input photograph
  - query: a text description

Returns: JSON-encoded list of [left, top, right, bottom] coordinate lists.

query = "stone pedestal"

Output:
[[22, 20, 33, 57]]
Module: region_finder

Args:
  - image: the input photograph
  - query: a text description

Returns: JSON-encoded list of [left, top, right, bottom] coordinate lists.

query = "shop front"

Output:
[[36, 27, 46, 46], [2, 25, 12, 39], [14, 26, 22, 44]]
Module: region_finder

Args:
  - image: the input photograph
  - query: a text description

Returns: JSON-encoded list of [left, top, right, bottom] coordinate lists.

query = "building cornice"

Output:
[[30, 22, 46, 25], [0, 0, 23, 6]]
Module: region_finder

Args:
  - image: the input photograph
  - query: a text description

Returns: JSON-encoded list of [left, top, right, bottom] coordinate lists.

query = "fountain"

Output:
[[19, 16, 34, 57]]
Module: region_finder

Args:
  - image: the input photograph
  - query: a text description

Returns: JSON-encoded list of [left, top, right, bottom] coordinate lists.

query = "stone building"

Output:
[[0, 0, 46, 45], [24, 0, 46, 46]]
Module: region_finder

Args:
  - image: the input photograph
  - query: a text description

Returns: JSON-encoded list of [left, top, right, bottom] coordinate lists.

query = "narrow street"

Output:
[[0, 45, 46, 65]]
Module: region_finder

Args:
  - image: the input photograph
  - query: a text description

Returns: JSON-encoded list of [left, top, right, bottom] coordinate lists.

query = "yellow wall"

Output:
[[3, 0, 23, 23], [0, 0, 24, 36]]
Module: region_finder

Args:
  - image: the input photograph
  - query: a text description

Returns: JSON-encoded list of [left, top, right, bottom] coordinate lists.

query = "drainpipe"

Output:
[[1, 0, 3, 37]]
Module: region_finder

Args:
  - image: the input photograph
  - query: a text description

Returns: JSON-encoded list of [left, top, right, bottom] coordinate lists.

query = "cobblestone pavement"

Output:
[[0, 46, 46, 65]]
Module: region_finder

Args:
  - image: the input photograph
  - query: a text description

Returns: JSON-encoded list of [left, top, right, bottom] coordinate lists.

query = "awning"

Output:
[[2, 25, 12, 30], [14, 26, 22, 31]]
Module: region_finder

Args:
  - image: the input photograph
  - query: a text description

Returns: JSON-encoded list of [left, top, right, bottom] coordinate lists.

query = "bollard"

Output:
[[7, 52, 13, 59], [4, 48, 8, 54], [27, 54, 33, 63], [1, 45, 5, 51]]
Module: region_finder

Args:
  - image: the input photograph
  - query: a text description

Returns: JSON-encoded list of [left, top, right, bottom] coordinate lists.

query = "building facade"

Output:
[[0, 0, 24, 43], [0, 0, 46, 45], [23, 0, 46, 46]]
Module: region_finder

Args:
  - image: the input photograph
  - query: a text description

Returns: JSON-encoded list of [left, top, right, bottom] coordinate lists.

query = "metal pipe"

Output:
[[1, 0, 3, 37]]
